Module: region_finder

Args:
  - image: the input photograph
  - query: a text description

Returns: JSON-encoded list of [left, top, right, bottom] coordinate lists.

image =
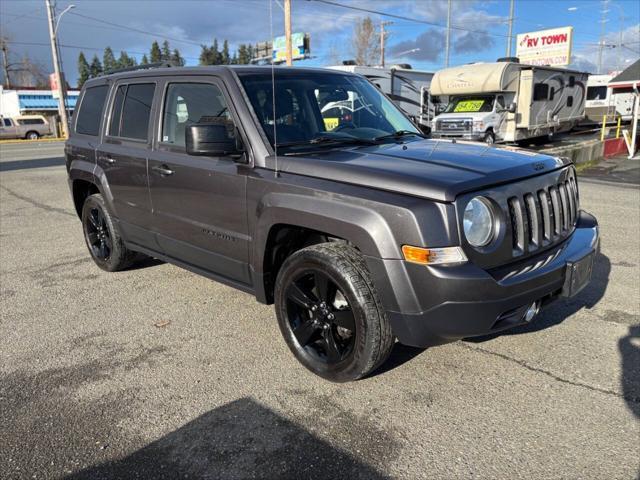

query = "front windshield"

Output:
[[237, 70, 419, 150], [444, 95, 495, 114]]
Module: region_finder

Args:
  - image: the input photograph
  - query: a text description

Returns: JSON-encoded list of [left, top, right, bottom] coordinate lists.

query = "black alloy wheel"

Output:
[[285, 269, 356, 364], [275, 243, 394, 382], [81, 193, 142, 271], [85, 206, 112, 261]]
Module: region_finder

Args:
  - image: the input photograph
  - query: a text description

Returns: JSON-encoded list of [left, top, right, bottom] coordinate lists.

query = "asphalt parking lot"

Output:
[[1, 141, 639, 479]]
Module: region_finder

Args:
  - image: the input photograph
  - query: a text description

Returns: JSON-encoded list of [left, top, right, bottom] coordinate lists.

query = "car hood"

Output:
[[270, 139, 569, 202]]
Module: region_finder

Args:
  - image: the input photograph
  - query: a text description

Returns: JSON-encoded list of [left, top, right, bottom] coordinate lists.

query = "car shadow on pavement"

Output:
[[619, 324, 640, 419], [124, 256, 165, 271], [64, 397, 387, 480]]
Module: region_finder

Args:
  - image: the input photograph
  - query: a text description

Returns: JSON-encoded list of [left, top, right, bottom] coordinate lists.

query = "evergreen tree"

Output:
[[117, 51, 136, 68], [89, 54, 103, 78], [140, 54, 149, 65], [102, 47, 117, 72], [150, 41, 162, 63], [237, 44, 250, 65], [231, 52, 238, 65], [161, 40, 171, 61], [211, 39, 220, 65], [170, 48, 185, 66], [77, 52, 90, 88], [221, 40, 230, 65]]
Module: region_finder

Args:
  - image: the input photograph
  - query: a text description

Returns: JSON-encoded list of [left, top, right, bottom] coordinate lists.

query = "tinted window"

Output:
[[3, 118, 12, 127], [569, 76, 575, 87], [549, 87, 555, 101], [587, 86, 607, 100], [76, 85, 109, 136], [161, 83, 232, 147], [18, 118, 45, 125], [120, 83, 155, 140], [533, 83, 549, 101], [109, 85, 126, 136], [567, 96, 574, 107]]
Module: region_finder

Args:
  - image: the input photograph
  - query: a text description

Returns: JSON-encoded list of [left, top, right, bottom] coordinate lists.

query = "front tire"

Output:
[[81, 193, 139, 272], [274, 243, 394, 382], [26, 131, 39, 140], [483, 130, 495, 145]]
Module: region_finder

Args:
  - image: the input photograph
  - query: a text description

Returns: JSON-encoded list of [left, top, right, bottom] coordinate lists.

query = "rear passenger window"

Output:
[[161, 83, 232, 148], [76, 85, 109, 136], [119, 83, 155, 140]]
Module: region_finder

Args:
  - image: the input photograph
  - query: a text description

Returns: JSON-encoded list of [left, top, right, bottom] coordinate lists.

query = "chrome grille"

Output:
[[508, 176, 579, 256]]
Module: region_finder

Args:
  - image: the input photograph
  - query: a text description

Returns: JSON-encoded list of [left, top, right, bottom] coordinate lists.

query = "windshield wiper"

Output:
[[373, 130, 425, 141], [276, 135, 378, 148]]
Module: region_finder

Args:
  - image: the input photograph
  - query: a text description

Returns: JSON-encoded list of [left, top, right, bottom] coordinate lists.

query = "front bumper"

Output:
[[431, 131, 484, 141], [366, 211, 599, 347]]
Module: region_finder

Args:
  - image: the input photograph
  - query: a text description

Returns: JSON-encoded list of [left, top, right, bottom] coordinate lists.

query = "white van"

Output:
[[430, 61, 588, 144], [584, 74, 634, 123]]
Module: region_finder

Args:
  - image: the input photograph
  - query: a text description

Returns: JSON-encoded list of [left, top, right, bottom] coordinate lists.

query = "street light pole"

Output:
[[45, 0, 69, 138], [380, 20, 393, 67], [597, 0, 609, 74], [506, 0, 515, 57], [444, 0, 451, 67]]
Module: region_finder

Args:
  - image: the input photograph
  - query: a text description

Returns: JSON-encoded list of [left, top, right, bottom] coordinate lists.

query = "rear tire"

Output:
[[274, 243, 394, 382], [25, 131, 39, 140], [81, 193, 140, 272]]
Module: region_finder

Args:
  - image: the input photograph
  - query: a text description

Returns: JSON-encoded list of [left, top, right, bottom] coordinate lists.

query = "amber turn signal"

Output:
[[402, 245, 467, 265]]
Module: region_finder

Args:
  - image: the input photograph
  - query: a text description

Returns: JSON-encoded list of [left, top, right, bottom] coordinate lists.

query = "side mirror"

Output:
[[185, 123, 243, 158], [507, 102, 517, 114]]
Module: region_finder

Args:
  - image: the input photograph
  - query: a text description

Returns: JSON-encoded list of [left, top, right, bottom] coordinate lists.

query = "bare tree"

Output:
[[1, 36, 48, 88], [352, 17, 381, 66]]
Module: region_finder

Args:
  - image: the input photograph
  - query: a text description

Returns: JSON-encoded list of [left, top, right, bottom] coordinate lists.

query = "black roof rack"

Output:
[[101, 61, 178, 76]]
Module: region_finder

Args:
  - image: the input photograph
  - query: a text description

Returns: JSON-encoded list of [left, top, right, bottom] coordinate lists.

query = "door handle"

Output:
[[100, 156, 116, 164], [152, 165, 174, 176]]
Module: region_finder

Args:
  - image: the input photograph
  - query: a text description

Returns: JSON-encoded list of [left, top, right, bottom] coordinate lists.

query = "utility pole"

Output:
[[444, 0, 451, 67], [1, 38, 11, 89], [506, 0, 515, 57], [284, 0, 292, 66], [45, 0, 69, 138], [380, 20, 393, 67], [597, 0, 609, 74]]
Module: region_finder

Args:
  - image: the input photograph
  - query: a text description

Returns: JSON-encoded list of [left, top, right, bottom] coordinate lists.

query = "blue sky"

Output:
[[1, 0, 638, 86]]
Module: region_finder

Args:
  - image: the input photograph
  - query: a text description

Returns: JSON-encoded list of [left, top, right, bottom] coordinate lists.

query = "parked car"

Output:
[[430, 59, 588, 144], [0, 115, 52, 140], [66, 65, 599, 382]]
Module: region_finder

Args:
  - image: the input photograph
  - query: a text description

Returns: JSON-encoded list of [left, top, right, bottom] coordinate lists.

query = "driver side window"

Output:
[[161, 82, 232, 148]]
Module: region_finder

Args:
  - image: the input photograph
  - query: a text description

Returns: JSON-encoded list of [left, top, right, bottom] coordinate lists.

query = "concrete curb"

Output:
[[541, 139, 604, 165]]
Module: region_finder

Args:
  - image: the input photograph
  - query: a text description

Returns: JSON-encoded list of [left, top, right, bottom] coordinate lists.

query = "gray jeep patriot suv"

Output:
[[66, 65, 599, 382]]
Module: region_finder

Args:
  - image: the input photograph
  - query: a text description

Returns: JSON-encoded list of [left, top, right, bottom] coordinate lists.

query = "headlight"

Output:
[[463, 197, 494, 247]]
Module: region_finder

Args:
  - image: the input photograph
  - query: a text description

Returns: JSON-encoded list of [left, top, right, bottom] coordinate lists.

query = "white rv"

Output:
[[430, 61, 588, 144], [328, 64, 435, 131], [584, 74, 634, 123]]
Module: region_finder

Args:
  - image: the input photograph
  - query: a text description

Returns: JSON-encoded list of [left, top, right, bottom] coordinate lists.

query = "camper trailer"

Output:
[[584, 74, 634, 123], [328, 64, 435, 131], [430, 61, 588, 144]]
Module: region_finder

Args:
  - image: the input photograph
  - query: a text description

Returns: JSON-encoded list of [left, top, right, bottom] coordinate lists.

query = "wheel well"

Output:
[[261, 224, 344, 304], [24, 130, 38, 138], [72, 180, 99, 218]]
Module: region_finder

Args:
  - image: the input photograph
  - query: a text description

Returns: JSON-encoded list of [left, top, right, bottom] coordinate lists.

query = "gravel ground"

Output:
[[1, 141, 638, 479]]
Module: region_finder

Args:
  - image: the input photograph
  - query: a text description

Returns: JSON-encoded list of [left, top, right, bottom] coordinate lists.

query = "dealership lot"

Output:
[[1, 141, 638, 479]]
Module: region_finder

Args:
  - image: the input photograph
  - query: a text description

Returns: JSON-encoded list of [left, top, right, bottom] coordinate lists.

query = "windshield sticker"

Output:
[[323, 118, 339, 131], [454, 100, 486, 112]]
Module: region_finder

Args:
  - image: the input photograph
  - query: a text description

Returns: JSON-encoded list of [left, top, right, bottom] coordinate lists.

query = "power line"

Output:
[[67, 11, 204, 47], [310, 0, 513, 38]]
